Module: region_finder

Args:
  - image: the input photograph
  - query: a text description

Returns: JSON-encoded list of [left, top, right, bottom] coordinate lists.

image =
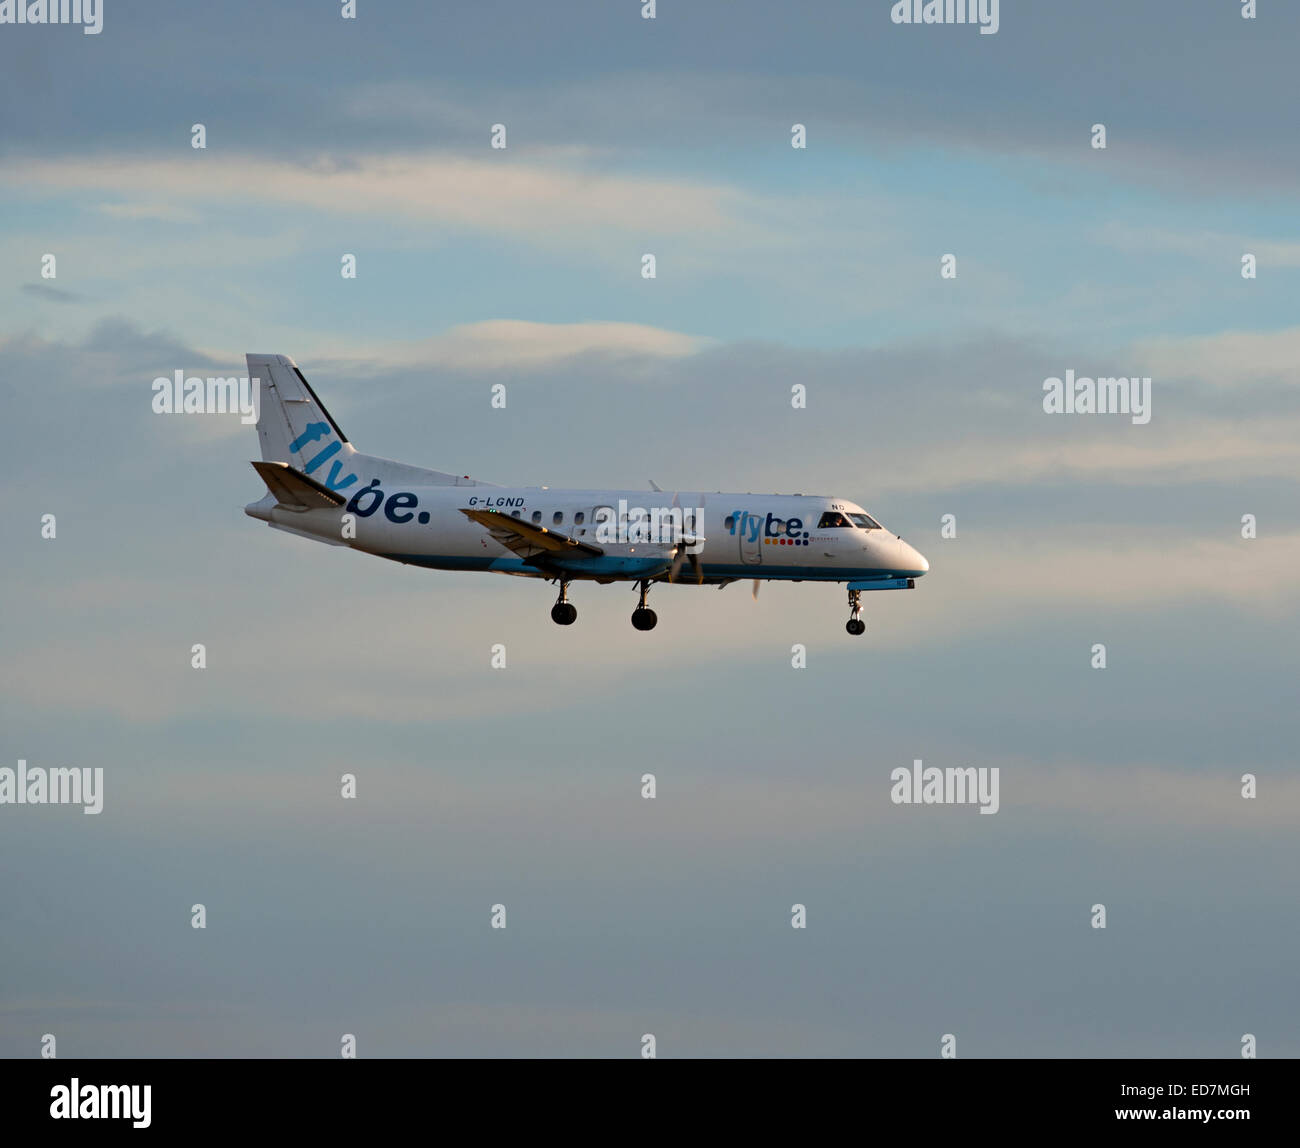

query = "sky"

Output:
[[2, 0, 1298, 1058]]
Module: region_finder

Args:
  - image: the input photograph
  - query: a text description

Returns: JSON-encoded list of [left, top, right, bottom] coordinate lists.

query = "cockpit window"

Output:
[[817, 511, 851, 528], [848, 512, 882, 530]]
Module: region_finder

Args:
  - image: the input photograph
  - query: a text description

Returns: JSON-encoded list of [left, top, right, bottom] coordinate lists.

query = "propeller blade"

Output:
[[752, 579, 760, 601], [669, 548, 685, 583]]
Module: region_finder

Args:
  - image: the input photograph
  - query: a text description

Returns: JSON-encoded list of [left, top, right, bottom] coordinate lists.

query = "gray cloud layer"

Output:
[[3, 1, 1296, 1058]]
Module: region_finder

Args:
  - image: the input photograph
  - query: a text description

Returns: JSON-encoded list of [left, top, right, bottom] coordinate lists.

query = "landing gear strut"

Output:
[[631, 579, 658, 631], [845, 588, 866, 636], [550, 580, 577, 626]]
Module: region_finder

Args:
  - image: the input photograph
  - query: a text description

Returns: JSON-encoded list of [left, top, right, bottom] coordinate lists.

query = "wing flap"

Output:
[[460, 507, 605, 561]]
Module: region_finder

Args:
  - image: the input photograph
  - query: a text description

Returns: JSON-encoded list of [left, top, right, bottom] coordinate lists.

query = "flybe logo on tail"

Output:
[[728, 510, 810, 546], [289, 423, 358, 492]]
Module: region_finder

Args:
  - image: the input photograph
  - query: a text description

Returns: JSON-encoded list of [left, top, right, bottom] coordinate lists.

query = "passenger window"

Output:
[[724, 515, 735, 530], [553, 511, 563, 526], [531, 510, 542, 524], [574, 511, 585, 525]]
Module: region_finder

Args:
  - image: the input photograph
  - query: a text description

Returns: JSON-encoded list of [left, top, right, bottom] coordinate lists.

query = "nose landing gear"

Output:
[[845, 588, 866, 636], [631, 579, 658, 631], [551, 580, 577, 625]]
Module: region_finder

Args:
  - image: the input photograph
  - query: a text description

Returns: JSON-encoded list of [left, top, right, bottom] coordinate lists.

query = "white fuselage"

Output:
[[248, 472, 929, 586]]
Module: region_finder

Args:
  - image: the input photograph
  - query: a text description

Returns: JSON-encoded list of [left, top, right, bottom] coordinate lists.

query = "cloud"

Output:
[[21, 283, 83, 303], [3, 152, 755, 248], [4, 525, 1296, 725], [96, 202, 202, 224], [5, 0, 1300, 1063], [906, 418, 1300, 493], [1095, 223, 1300, 269], [1133, 328, 1300, 388], [98, 754, 1300, 847], [337, 320, 711, 372], [915, 531, 1300, 639], [73, 317, 226, 380]]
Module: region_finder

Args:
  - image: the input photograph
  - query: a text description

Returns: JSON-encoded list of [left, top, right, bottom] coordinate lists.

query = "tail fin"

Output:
[[246, 353, 361, 495], [245, 352, 499, 496]]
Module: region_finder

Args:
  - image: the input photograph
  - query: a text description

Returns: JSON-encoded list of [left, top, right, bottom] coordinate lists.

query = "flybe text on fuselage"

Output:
[[727, 509, 811, 547]]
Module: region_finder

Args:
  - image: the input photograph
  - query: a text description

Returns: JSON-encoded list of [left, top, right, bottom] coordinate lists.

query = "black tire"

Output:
[[551, 603, 577, 625], [632, 607, 658, 631], [846, 619, 865, 636]]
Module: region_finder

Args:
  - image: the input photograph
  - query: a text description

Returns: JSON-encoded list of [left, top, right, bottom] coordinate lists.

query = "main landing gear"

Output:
[[550, 580, 577, 626], [549, 579, 658, 630], [631, 579, 658, 631], [845, 588, 866, 636]]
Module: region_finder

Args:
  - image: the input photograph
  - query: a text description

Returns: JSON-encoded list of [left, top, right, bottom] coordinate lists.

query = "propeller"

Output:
[[668, 542, 704, 584], [665, 491, 705, 584], [752, 579, 760, 601]]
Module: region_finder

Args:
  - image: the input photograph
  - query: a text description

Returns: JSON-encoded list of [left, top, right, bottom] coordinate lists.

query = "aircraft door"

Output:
[[738, 510, 762, 566]]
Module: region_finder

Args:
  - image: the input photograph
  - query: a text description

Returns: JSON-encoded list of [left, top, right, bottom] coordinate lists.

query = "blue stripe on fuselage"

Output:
[[379, 553, 923, 582]]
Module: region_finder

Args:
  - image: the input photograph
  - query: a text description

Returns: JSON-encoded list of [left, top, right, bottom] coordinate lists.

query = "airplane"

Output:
[[242, 354, 930, 635]]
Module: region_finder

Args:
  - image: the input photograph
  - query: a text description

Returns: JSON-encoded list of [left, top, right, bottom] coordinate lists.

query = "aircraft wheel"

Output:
[[551, 603, 577, 625], [846, 619, 866, 636], [631, 607, 658, 631]]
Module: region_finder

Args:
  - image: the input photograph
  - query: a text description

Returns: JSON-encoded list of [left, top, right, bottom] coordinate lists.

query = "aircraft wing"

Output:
[[460, 507, 605, 563]]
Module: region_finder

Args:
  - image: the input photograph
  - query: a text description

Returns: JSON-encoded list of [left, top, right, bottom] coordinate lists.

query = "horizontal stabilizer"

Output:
[[251, 460, 346, 510]]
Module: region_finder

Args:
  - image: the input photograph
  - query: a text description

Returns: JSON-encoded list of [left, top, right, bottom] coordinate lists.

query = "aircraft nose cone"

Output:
[[897, 538, 928, 575]]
